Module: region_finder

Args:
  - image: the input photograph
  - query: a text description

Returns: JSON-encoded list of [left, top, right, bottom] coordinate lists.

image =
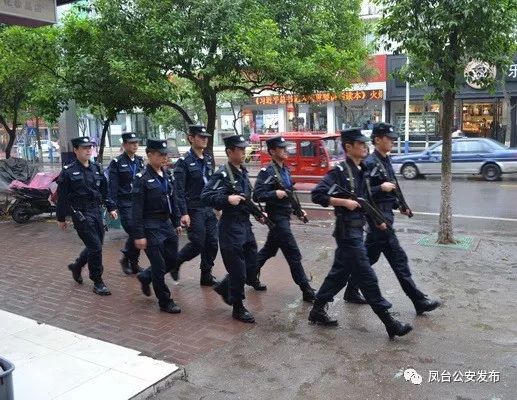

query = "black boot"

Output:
[[213, 282, 232, 305], [343, 285, 367, 304], [308, 300, 338, 326], [93, 279, 111, 296], [169, 264, 180, 281], [246, 274, 267, 291], [200, 271, 218, 286], [160, 300, 181, 314], [301, 284, 316, 303], [130, 259, 143, 274], [232, 302, 255, 323], [119, 256, 133, 275], [412, 297, 441, 315], [376, 310, 413, 339], [68, 262, 83, 284], [136, 273, 151, 297]]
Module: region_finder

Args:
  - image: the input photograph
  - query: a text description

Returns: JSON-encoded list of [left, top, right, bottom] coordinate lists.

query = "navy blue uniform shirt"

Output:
[[108, 152, 145, 207]]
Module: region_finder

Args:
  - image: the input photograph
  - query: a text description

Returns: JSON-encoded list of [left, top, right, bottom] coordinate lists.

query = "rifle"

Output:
[[272, 177, 308, 223], [392, 174, 413, 218], [239, 193, 276, 229], [327, 183, 392, 230]]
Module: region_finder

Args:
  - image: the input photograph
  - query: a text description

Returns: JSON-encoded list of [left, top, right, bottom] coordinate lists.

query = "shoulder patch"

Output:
[[260, 167, 267, 172], [63, 165, 69, 170], [221, 171, 227, 178]]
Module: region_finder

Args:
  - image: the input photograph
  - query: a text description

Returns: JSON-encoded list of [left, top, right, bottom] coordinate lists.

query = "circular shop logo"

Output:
[[464, 60, 496, 89]]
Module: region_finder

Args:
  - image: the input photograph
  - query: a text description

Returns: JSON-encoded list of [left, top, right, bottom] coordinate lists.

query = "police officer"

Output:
[[57, 136, 117, 296], [253, 135, 316, 302], [170, 125, 218, 286], [309, 128, 412, 339], [132, 139, 183, 314], [108, 132, 145, 275], [344, 122, 440, 315], [201, 134, 267, 323]]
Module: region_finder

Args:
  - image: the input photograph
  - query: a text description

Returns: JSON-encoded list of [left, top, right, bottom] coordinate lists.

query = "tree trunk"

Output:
[[97, 118, 111, 165], [35, 117, 43, 164], [501, 78, 515, 146], [438, 90, 456, 244], [0, 115, 16, 159], [203, 90, 217, 164]]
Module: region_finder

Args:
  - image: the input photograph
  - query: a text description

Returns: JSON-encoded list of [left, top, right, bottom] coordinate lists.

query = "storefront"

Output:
[[386, 54, 517, 146]]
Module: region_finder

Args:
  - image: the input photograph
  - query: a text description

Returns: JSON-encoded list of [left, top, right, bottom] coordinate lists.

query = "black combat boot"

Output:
[[232, 301, 255, 323], [412, 297, 441, 315], [129, 259, 143, 274], [200, 271, 218, 286], [119, 256, 133, 275], [160, 300, 181, 314], [169, 264, 180, 281], [308, 300, 338, 326], [246, 274, 267, 291], [93, 279, 111, 296], [301, 284, 316, 302], [213, 282, 232, 305], [343, 285, 367, 304], [136, 273, 151, 297], [68, 262, 83, 284], [375, 310, 413, 339]]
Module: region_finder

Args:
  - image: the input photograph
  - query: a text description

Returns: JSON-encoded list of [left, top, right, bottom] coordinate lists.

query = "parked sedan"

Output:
[[391, 138, 517, 181]]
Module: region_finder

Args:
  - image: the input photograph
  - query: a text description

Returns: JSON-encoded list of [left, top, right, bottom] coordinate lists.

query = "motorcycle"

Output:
[[8, 172, 60, 224]]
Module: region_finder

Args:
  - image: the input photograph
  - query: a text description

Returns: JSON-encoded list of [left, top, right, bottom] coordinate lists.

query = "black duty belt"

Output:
[[338, 217, 365, 228], [376, 202, 395, 212], [144, 213, 170, 221]]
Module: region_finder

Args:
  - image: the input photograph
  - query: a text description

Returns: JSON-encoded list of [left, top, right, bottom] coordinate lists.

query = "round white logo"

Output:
[[403, 368, 423, 385], [240, 137, 244, 141], [464, 60, 496, 89], [83, 138, 88, 142], [162, 142, 167, 148]]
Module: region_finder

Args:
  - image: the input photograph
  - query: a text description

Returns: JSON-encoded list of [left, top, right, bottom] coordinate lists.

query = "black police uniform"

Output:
[[253, 136, 314, 301], [173, 125, 218, 285], [308, 128, 412, 338], [132, 140, 182, 313], [56, 136, 116, 295], [200, 134, 259, 323], [108, 133, 145, 274], [347, 123, 439, 315]]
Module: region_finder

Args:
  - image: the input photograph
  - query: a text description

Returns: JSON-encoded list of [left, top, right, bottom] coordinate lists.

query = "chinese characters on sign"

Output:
[[252, 90, 384, 106], [508, 64, 517, 80], [428, 370, 500, 383], [0, 0, 56, 26]]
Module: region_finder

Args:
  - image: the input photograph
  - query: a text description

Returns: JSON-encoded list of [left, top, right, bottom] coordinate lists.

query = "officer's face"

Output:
[[123, 141, 139, 155], [345, 141, 368, 160], [147, 150, 168, 168], [375, 136, 395, 153], [74, 145, 92, 162], [190, 134, 208, 150], [227, 147, 246, 164], [269, 146, 288, 161]]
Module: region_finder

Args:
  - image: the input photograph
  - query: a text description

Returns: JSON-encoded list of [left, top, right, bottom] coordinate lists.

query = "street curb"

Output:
[[129, 367, 186, 400]]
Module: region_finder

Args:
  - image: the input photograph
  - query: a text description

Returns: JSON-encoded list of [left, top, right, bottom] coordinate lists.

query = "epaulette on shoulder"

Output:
[[179, 156, 185, 161], [135, 172, 143, 178], [113, 157, 119, 162], [63, 164, 70, 170], [336, 163, 344, 171]]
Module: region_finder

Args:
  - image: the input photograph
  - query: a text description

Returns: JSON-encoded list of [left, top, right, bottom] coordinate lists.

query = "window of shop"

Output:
[[335, 101, 382, 130], [253, 109, 279, 134], [461, 101, 503, 142], [308, 103, 327, 131], [391, 101, 441, 140]]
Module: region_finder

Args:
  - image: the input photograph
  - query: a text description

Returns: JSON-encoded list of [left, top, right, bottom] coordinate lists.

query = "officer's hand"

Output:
[[58, 221, 67, 230], [181, 214, 191, 228], [341, 199, 361, 211], [276, 190, 288, 199], [134, 238, 147, 250], [109, 211, 118, 220], [215, 210, 222, 220], [176, 226, 183, 235], [381, 182, 396, 192], [400, 208, 412, 216], [377, 223, 388, 231], [228, 194, 245, 206], [256, 212, 268, 225]]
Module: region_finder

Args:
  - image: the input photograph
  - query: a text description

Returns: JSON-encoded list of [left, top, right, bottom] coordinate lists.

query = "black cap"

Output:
[[340, 128, 369, 144], [146, 139, 169, 154], [121, 132, 139, 143], [223, 135, 248, 148], [188, 124, 212, 137], [71, 136, 94, 148], [266, 136, 288, 149], [371, 122, 398, 139]]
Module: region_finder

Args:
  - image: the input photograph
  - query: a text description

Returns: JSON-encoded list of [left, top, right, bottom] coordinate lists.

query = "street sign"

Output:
[[27, 127, 37, 137], [0, 0, 57, 27]]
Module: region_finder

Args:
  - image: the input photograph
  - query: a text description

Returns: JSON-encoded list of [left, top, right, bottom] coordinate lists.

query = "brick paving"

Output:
[[0, 215, 330, 366]]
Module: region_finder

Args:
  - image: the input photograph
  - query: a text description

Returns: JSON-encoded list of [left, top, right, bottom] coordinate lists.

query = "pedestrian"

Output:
[[56, 136, 117, 296], [343, 123, 440, 315], [201, 134, 268, 323], [132, 139, 183, 314], [309, 128, 412, 339], [108, 132, 145, 275], [169, 125, 219, 286], [253, 135, 316, 302]]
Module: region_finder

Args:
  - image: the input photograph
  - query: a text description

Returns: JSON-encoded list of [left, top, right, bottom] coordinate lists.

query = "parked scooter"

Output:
[[8, 172, 60, 223]]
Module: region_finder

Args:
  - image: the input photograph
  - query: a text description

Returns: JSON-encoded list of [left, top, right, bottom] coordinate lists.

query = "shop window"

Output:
[[300, 141, 316, 157]]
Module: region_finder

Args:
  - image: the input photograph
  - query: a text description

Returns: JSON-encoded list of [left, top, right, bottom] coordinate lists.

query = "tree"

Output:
[[94, 0, 369, 154], [0, 26, 62, 159], [375, 0, 517, 244]]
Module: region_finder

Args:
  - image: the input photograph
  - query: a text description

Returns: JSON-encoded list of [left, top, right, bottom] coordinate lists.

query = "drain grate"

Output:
[[416, 234, 474, 250]]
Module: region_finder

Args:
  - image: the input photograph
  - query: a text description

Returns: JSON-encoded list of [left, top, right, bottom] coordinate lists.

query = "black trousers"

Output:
[[315, 226, 392, 313], [119, 205, 140, 263], [72, 208, 104, 281], [256, 216, 309, 287], [217, 217, 258, 304], [177, 207, 218, 272], [139, 220, 178, 308]]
